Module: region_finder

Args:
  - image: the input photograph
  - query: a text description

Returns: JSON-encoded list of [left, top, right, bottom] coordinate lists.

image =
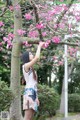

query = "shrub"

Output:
[[68, 93, 80, 112], [0, 81, 14, 112], [34, 84, 60, 120]]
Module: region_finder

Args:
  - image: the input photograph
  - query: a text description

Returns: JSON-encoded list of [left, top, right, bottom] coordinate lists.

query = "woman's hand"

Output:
[[39, 41, 45, 48]]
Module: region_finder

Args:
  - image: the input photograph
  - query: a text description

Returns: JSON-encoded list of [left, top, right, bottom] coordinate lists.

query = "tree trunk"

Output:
[[10, 0, 23, 119]]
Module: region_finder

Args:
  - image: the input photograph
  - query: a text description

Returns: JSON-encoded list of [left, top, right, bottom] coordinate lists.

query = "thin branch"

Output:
[[30, 0, 44, 41], [0, 7, 8, 17], [46, 24, 59, 35], [28, 41, 78, 47], [57, 41, 78, 46], [0, 0, 11, 17]]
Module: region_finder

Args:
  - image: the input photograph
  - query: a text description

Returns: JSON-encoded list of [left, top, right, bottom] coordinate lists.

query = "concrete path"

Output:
[[46, 114, 80, 120]]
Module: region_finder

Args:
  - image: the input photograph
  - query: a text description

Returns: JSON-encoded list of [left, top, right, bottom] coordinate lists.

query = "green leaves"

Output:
[[36, 84, 60, 119], [68, 93, 80, 112], [0, 81, 14, 112]]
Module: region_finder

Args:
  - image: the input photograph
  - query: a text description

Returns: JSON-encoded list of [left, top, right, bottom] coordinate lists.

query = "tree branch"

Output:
[[0, 0, 11, 17], [0, 7, 8, 17], [30, 0, 44, 41], [20, 37, 79, 47], [53, 0, 75, 35]]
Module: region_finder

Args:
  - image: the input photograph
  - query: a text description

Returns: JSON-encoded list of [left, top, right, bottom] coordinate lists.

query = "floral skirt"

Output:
[[23, 88, 38, 112]]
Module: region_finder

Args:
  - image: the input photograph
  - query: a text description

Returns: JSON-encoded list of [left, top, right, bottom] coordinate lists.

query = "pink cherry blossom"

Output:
[[3, 33, 14, 44], [40, 13, 47, 18], [0, 42, 2, 46], [22, 41, 28, 45], [42, 40, 51, 48], [36, 22, 44, 29], [47, 40, 51, 44], [69, 31, 73, 37], [7, 40, 12, 45], [24, 13, 32, 20], [60, 0, 64, 2], [48, 10, 56, 16], [42, 32, 47, 37], [59, 23, 65, 29], [3, 37, 9, 42], [0, 47, 2, 51], [68, 47, 77, 57], [46, 16, 53, 21], [53, 56, 58, 60], [28, 31, 38, 38], [9, 6, 14, 11], [68, 23, 72, 30], [52, 36, 60, 43], [22, 41, 31, 47], [54, 24, 58, 29], [58, 61, 63, 66], [11, 24, 14, 28], [6, 44, 12, 49], [75, 16, 80, 21], [15, 5, 20, 10], [0, 21, 4, 27], [62, 4, 68, 11], [6, 40, 12, 49], [54, 6, 63, 13], [43, 43, 48, 48], [17, 29, 26, 36], [8, 33, 14, 40], [23, 41, 32, 47]]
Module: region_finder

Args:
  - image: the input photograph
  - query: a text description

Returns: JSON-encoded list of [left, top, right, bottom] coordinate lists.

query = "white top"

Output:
[[22, 65, 37, 91]]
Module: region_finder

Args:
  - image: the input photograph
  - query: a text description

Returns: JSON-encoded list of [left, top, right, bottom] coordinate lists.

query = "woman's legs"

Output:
[[25, 109, 35, 120]]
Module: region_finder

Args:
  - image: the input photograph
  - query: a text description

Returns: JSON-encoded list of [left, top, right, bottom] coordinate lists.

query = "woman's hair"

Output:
[[21, 51, 29, 64], [21, 51, 37, 85], [20, 76, 26, 85]]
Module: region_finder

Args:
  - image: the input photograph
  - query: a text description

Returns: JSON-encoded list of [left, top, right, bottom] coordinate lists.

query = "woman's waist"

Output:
[[24, 87, 37, 95], [24, 87, 37, 91]]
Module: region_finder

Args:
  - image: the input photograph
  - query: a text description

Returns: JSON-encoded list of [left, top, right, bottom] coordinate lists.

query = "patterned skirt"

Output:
[[23, 88, 38, 112]]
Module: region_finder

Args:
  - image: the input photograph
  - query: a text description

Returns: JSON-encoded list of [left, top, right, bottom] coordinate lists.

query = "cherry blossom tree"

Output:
[[0, 0, 80, 119]]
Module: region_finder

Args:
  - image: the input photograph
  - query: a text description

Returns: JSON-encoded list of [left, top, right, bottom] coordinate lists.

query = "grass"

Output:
[[46, 113, 63, 120]]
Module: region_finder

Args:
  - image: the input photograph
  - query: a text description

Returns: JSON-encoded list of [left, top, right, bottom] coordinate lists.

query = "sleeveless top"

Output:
[[22, 65, 38, 92]]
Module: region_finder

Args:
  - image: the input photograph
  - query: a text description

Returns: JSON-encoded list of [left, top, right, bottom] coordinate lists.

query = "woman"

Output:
[[21, 42, 44, 120]]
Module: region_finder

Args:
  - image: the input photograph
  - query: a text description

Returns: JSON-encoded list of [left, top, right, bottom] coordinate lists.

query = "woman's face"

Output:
[[29, 52, 34, 61]]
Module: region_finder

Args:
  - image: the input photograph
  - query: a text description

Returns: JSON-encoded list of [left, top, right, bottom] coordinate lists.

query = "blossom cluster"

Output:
[[3, 33, 14, 49]]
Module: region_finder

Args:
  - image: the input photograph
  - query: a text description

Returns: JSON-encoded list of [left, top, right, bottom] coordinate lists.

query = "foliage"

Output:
[[54, 60, 80, 95], [0, 80, 14, 112], [68, 93, 80, 112], [53, 65, 64, 94], [0, 50, 11, 84], [68, 61, 80, 93], [0, 1, 13, 85], [34, 84, 60, 120]]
